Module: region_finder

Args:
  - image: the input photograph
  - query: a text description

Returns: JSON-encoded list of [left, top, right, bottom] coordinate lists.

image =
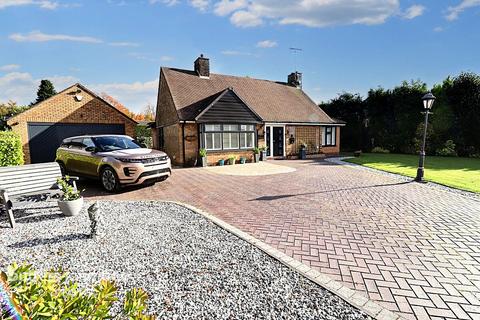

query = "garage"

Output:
[[7, 83, 137, 164], [28, 123, 125, 163]]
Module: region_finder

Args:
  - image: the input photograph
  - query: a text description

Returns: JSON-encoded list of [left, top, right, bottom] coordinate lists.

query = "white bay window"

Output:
[[203, 124, 256, 151]]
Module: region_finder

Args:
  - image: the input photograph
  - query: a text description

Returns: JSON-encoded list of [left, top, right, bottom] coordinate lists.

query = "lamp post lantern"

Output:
[[415, 92, 436, 182]]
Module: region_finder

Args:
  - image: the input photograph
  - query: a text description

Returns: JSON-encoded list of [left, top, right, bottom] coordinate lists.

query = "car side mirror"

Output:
[[85, 146, 97, 153]]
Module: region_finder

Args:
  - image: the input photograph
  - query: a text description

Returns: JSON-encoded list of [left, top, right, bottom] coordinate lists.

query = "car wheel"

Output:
[[57, 161, 67, 176], [100, 167, 120, 192]]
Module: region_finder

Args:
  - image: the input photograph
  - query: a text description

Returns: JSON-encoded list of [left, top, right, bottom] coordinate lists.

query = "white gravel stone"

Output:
[[1, 200, 372, 319]]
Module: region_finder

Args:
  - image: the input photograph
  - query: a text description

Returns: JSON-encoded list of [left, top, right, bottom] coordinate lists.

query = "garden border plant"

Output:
[[1, 263, 156, 319], [0, 131, 24, 167]]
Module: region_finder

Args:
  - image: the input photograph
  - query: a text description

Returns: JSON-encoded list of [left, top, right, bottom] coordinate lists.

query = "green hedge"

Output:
[[0, 131, 24, 166]]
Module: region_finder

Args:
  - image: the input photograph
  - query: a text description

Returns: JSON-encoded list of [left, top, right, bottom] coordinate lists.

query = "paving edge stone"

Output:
[[168, 200, 405, 320]]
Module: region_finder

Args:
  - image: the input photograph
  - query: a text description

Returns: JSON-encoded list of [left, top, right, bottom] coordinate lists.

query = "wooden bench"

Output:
[[0, 162, 78, 228]]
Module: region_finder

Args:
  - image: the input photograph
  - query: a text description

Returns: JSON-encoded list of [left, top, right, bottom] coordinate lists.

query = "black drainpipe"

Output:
[[182, 121, 186, 167]]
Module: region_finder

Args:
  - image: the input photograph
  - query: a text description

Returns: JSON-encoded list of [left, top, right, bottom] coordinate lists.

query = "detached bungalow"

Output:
[[154, 55, 344, 166]]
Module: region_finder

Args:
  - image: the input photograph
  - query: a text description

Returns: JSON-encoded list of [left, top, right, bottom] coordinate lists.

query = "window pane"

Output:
[[331, 127, 336, 145], [240, 124, 254, 131], [223, 132, 239, 149], [240, 133, 246, 148], [247, 133, 254, 148], [321, 127, 326, 146], [213, 133, 222, 149], [205, 133, 213, 149], [231, 133, 239, 148], [224, 124, 239, 131], [205, 124, 221, 132]]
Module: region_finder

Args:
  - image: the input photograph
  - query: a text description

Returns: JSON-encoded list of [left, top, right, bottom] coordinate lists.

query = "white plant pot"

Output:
[[58, 197, 84, 216]]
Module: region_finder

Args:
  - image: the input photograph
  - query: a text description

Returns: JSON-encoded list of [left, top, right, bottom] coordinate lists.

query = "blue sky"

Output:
[[0, 0, 479, 112]]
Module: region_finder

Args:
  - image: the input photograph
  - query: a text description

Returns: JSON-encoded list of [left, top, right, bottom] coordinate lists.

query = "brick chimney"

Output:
[[288, 72, 302, 89], [194, 54, 210, 78]]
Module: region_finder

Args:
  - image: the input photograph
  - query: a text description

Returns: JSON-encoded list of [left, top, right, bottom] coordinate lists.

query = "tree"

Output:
[[0, 101, 30, 130], [33, 80, 56, 105], [101, 93, 135, 119], [142, 104, 155, 122], [320, 93, 365, 151], [445, 72, 480, 156]]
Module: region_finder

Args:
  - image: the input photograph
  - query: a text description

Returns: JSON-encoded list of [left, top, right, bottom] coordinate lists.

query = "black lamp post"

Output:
[[415, 92, 436, 182]]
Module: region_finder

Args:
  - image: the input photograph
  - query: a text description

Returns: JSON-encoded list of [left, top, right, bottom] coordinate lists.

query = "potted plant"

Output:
[[253, 147, 260, 163], [218, 159, 225, 166], [199, 148, 207, 167], [299, 141, 307, 160], [57, 176, 84, 216], [260, 146, 267, 161], [240, 157, 246, 164], [228, 156, 236, 165]]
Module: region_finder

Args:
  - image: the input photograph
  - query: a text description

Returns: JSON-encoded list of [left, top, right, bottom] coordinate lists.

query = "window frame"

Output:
[[201, 123, 257, 151], [322, 126, 336, 147]]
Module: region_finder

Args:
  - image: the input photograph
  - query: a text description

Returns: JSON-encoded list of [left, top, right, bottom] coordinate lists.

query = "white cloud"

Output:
[[190, 0, 209, 11], [230, 10, 263, 27], [0, 72, 77, 105], [0, 64, 21, 72], [109, 42, 140, 47], [222, 0, 401, 28], [90, 80, 159, 112], [149, 0, 179, 5], [0, 0, 58, 10], [433, 26, 444, 32], [0, 71, 157, 112], [9, 31, 103, 43], [256, 39, 277, 48], [446, 0, 480, 21], [402, 4, 425, 19], [214, 0, 246, 16]]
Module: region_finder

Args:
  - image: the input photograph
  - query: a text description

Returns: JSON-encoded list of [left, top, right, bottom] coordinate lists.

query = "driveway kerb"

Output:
[[169, 200, 404, 320]]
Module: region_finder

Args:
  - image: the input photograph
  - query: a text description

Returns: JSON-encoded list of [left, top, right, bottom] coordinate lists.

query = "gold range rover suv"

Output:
[[56, 135, 171, 192]]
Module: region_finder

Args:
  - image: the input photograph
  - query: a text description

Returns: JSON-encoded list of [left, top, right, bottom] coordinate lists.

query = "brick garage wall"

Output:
[[7, 84, 136, 164], [321, 126, 341, 155]]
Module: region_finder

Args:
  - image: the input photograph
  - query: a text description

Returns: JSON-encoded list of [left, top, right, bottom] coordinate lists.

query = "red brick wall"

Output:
[[7, 84, 136, 164]]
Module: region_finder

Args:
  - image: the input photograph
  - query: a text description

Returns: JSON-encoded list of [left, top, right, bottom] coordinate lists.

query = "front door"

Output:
[[272, 127, 284, 157]]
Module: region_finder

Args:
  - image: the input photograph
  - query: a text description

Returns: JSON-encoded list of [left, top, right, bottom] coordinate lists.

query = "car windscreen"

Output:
[[92, 136, 142, 151]]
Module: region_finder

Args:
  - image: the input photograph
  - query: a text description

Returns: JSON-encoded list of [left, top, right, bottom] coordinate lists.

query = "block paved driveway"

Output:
[[84, 160, 480, 320]]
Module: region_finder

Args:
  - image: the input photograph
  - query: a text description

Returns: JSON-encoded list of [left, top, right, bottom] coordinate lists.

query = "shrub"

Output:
[[371, 147, 390, 154], [199, 148, 207, 157], [1, 263, 155, 319], [0, 131, 24, 167], [436, 140, 457, 157], [57, 176, 82, 201]]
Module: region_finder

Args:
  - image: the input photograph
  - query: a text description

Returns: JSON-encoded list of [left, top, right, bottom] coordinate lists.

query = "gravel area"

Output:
[[1, 200, 371, 319]]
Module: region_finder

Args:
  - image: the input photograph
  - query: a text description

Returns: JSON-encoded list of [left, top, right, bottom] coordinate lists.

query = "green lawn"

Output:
[[344, 153, 480, 193]]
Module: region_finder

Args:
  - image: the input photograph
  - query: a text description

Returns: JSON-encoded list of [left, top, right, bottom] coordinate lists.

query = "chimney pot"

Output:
[[288, 72, 302, 88], [194, 54, 210, 78]]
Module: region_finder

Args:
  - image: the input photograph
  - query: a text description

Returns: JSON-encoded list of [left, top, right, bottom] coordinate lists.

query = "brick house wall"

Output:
[[321, 126, 341, 155], [7, 84, 136, 164], [285, 125, 340, 158]]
